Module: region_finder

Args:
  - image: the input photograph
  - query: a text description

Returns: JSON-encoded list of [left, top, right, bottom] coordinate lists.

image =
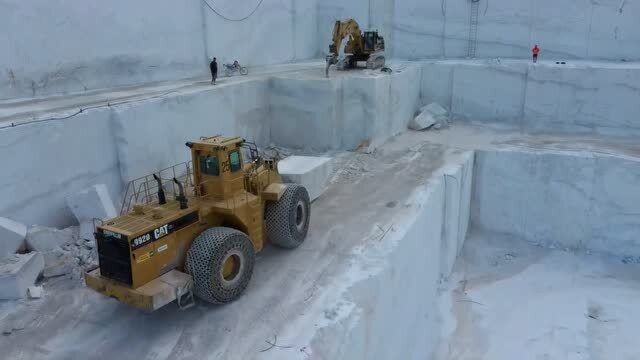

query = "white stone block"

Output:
[[26, 226, 74, 252], [410, 102, 450, 131], [409, 111, 437, 130], [66, 184, 117, 240], [0, 253, 44, 300], [0, 217, 27, 259], [27, 286, 43, 299], [278, 156, 332, 202], [420, 102, 449, 117]]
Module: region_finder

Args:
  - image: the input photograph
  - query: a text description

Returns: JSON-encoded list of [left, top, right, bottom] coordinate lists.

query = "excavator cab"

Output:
[[363, 31, 384, 53], [363, 31, 377, 51]]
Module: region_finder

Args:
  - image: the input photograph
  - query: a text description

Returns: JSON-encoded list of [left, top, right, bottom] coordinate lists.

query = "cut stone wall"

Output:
[[0, 66, 419, 227], [0, 0, 318, 100], [269, 64, 421, 151], [5, 0, 638, 100], [264, 151, 474, 360], [319, 0, 640, 61], [420, 60, 640, 137], [472, 149, 640, 258]]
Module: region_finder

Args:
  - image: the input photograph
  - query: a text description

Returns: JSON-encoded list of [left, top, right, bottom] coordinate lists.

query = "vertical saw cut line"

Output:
[[201, 0, 265, 22]]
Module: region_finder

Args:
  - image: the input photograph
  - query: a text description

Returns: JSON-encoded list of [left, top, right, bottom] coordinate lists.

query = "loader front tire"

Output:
[[185, 227, 255, 304], [265, 184, 310, 249]]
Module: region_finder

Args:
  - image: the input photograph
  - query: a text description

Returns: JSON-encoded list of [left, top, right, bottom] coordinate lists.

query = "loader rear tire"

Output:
[[185, 227, 255, 304], [265, 184, 310, 249]]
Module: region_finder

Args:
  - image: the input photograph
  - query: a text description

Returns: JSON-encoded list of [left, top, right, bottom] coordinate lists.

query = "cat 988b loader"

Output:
[[85, 135, 310, 311]]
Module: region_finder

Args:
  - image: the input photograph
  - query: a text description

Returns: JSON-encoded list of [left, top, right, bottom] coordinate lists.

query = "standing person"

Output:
[[532, 44, 540, 63], [210, 57, 218, 85]]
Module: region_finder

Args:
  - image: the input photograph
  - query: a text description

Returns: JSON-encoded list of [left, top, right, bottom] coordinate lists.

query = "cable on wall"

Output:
[[201, 0, 265, 22]]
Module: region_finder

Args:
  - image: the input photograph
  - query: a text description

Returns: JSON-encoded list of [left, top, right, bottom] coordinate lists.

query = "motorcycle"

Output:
[[224, 62, 249, 77]]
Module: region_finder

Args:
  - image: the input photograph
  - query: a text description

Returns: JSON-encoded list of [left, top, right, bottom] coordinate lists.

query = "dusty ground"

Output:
[[436, 230, 640, 360], [0, 130, 456, 360], [2, 122, 639, 359]]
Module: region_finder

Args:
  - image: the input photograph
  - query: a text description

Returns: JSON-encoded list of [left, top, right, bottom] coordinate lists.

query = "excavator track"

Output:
[[366, 51, 385, 70]]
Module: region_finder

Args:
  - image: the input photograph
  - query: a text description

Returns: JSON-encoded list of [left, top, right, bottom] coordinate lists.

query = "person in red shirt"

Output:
[[532, 45, 540, 63]]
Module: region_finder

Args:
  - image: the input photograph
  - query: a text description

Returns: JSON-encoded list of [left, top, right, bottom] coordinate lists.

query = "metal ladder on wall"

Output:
[[467, 0, 480, 58]]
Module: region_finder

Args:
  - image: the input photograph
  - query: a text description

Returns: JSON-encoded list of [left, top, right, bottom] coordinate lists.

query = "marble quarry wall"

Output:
[[318, 0, 640, 61], [0, 66, 420, 227], [420, 60, 640, 138], [472, 149, 640, 258], [0, 0, 317, 100], [4, 0, 638, 100]]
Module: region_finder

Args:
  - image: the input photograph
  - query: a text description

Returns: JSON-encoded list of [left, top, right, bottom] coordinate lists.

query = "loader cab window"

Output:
[[229, 150, 242, 172], [200, 155, 219, 176]]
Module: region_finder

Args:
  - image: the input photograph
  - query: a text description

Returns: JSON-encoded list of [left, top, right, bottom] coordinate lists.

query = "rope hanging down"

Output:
[[201, 0, 265, 22]]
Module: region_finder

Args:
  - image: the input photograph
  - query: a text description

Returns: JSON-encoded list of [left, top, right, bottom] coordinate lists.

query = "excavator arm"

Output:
[[329, 18, 363, 57], [326, 18, 363, 77]]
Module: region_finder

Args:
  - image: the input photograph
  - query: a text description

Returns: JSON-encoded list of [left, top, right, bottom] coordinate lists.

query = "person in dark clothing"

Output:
[[210, 57, 218, 85]]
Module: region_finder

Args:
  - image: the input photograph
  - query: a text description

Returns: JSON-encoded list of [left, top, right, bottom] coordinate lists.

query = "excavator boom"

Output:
[[329, 18, 363, 57]]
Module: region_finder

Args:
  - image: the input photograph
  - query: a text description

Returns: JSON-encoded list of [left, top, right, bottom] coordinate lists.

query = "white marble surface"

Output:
[[0, 217, 26, 259], [270, 63, 421, 151], [278, 156, 332, 201], [421, 59, 640, 137], [4, 0, 638, 100], [472, 149, 640, 257], [0, 106, 122, 227], [0, 0, 317, 100], [0, 64, 420, 226], [318, 0, 640, 60]]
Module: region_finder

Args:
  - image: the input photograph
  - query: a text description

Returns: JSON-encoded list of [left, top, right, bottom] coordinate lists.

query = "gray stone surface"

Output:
[[66, 184, 117, 240], [410, 102, 450, 130], [472, 149, 640, 257], [26, 226, 74, 252], [0, 217, 27, 259], [2, 59, 640, 232], [278, 156, 332, 202], [27, 286, 43, 299], [440, 152, 474, 278], [409, 111, 437, 131], [421, 60, 640, 137], [0, 0, 318, 100], [0, 253, 44, 300]]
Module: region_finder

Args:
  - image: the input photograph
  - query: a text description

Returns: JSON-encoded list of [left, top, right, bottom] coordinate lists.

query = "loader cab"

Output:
[[186, 136, 245, 198]]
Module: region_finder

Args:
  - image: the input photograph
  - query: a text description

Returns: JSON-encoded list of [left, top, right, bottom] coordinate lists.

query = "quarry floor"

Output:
[[2, 56, 640, 358], [1, 124, 639, 359], [0, 129, 455, 360], [436, 231, 640, 360]]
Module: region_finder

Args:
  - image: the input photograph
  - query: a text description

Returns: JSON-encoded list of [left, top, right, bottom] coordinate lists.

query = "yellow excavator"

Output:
[[325, 18, 386, 77]]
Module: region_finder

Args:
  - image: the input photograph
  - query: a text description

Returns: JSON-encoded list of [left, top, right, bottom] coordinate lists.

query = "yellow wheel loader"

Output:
[[84, 136, 310, 311], [325, 18, 386, 77]]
